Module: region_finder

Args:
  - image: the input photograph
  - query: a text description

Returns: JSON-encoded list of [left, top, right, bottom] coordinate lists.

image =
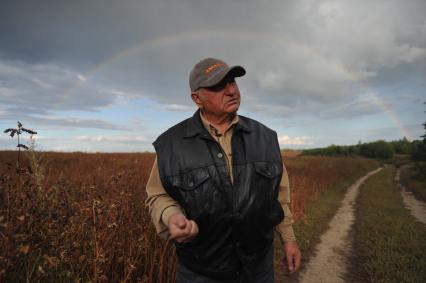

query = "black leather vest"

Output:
[[153, 110, 284, 279]]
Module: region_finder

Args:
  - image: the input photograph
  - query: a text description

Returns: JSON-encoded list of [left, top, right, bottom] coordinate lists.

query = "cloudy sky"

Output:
[[1, 0, 425, 152]]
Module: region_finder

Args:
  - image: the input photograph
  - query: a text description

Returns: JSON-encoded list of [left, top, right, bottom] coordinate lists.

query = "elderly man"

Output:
[[146, 57, 301, 282]]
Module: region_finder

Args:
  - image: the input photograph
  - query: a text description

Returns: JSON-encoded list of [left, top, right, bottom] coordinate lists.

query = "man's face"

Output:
[[193, 75, 241, 118]]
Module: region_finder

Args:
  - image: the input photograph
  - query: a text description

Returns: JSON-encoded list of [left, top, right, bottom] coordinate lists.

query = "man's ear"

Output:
[[191, 91, 203, 109]]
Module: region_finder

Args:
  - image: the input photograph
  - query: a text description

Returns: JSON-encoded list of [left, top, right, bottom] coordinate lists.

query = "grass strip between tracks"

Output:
[[351, 166, 426, 282]]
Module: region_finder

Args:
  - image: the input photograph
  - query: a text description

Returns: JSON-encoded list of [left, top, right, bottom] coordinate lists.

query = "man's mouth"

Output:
[[227, 99, 239, 105]]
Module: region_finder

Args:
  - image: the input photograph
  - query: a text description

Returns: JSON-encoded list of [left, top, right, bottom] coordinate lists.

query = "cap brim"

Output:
[[200, 65, 246, 88], [228, 65, 246, 78]]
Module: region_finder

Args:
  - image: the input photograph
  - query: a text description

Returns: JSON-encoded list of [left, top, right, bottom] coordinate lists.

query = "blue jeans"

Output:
[[176, 245, 274, 283]]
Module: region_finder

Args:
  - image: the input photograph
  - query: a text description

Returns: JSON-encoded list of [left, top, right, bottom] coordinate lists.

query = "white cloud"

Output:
[[0, 109, 127, 130], [75, 135, 147, 142], [397, 45, 426, 63], [50, 145, 76, 152], [0, 59, 135, 112], [164, 104, 194, 112], [30, 77, 53, 89], [258, 71, 287, 91], [278, 135, 313, 146], [77, 74, 87, 82], [307, 0, 426, 71]]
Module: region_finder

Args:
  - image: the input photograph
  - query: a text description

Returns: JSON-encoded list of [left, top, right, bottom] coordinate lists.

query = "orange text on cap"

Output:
[[205, 63, 225, 74]]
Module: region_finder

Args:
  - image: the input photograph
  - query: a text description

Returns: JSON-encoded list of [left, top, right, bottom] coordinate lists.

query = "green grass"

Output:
[[351, 166, 426, 282]]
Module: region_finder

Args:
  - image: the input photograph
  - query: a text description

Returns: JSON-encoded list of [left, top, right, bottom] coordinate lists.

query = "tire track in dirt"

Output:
[[395, 168, 426, 225], [299, 168, 382, 283]]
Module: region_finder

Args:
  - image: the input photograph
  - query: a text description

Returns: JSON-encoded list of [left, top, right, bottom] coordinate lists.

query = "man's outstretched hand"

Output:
[[284, 241, 301, 273], [168, 213, 199, 243]]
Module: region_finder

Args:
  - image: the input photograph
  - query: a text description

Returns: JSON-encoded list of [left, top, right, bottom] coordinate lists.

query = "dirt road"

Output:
[[395, 168, 426, 225], [299, 168, 382, 283]]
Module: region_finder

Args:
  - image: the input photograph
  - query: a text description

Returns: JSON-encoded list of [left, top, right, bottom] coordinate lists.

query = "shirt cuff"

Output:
[[161, 205, 184, 228]]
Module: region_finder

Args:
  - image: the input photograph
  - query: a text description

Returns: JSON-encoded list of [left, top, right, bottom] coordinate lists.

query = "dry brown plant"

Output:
[[3, 121, 37, 174], [0, 151, 375, 282]]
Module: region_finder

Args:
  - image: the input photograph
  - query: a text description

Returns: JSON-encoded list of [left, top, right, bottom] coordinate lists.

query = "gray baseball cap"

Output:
[[189, 57, 246, 92]]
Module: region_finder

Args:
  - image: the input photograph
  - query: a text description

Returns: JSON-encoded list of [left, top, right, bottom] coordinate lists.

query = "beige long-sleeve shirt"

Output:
[[145, 112, 296, 242]]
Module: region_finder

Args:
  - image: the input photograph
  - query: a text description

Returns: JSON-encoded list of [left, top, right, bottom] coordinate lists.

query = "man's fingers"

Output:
[[173, 220, 199, 243], [171, 220, 191, 238], [169, 213, 188, 229], [175, 217, 187, 229], [294, 252, 301, 272], [168, 213, 199, 243], [178, 221, 197, 242], [286, 254, 294, 273], [185, 219, 193, 233], [189, 220, 199, 235], [284, 241, 301, 274], [170, 217, 195, 241]]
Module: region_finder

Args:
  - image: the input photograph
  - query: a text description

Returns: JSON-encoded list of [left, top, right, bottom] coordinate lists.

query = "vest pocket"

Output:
[[179, 167, 211, 191], [253, 162, 282, 179], [251, 162, 282, 213]]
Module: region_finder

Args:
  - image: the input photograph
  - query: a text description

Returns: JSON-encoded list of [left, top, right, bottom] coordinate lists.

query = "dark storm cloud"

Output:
[[0, 0, 157, 65], [0, 0, 425, 123], [0, 0, 293, 65]]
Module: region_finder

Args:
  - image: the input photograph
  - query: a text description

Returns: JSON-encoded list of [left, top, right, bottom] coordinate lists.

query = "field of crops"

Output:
[[0, 151, 378, 282]]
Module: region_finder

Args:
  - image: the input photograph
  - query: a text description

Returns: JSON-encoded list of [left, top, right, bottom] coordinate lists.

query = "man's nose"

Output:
[[224, 82, 238, 95]]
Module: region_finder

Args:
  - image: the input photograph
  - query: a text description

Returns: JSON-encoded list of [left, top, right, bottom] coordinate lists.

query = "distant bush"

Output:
[[411, 120, 426, 161], [359, 140, 394, 159], [411, 141, 426, 161], [389, 137, 415, 154], [303, 144, 360, 157], [303, 140, 399, 159]]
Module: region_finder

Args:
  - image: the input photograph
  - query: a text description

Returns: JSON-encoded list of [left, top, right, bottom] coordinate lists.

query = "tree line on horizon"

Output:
[[302, 137, 426, 160]]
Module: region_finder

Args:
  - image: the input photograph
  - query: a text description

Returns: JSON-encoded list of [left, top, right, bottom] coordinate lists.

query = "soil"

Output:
[[298, 168, 382, 283]]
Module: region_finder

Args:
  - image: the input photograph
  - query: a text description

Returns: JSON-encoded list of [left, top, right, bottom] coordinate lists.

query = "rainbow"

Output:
[[62, 29, 412, 140]]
